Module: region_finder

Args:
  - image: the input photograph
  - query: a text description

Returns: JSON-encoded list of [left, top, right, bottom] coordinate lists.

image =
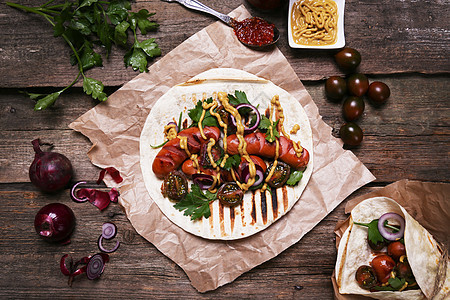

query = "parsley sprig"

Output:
[[173, 184, 217, 220], [259, 115, 280, 142], [7, 0, 161, 110], [353, 219, 385, 246], [188, 98, 219, 128]]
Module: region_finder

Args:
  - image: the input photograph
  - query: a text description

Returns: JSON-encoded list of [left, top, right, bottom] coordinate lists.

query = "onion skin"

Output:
[[29, 139, 73, 193], [34, 203, 76, 243]]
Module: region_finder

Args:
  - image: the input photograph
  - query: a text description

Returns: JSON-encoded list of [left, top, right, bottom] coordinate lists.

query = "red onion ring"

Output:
[[102, 222, 117, 240], [167, 121, 178, 132], [377, 212, 405, 241], [60, 254, 72, 276], [192, 173, 214, 190], [241, 164, 265, 187], [230, 103, 261, 134], [98, 235, 120, 253], [70, 181, 89, 203], [86, 253, 109, 280]]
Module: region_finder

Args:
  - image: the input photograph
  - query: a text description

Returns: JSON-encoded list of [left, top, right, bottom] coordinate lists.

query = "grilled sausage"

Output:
[[152, 126, 221, 179], [226, 132, 309, 169]]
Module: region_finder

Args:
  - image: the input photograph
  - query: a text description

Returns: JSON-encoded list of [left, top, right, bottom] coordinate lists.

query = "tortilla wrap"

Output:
[[335, 197, 450, 299], [140, 68, 313, 240]]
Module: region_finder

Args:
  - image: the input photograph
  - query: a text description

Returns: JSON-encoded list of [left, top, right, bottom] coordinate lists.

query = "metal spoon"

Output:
[[161, 0, 280, 48]]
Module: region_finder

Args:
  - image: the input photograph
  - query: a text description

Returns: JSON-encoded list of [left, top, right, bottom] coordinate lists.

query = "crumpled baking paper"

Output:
[[69, 5, 375, 292]]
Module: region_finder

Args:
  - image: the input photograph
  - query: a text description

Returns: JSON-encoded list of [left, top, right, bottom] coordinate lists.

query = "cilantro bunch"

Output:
[[7, 0, 161, 110]]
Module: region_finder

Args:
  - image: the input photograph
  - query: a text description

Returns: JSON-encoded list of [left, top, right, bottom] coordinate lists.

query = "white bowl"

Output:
[[288, 0, 345, 49]]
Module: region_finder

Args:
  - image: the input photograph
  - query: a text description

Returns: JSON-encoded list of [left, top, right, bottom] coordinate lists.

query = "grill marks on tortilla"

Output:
[[261, 190, 268, 224]]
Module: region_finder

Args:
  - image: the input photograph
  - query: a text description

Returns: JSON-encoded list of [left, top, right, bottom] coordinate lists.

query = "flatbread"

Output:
[[335, 197, 450, 299], [140, 68, 313, 240]]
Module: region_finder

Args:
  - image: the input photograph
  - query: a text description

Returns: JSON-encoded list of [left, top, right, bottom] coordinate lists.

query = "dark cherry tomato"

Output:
[[264, 161, 291, 188], [387, 241, 406, 261], [396, 259, 414, 282], [368, 239, 387, 251], [334, 48, 361, 72], [355, 265, 377, 289], [371, 255, 395, 284], [347, 73, 369, 97], [325, 76, 347, 101], [199, 143, 223, 168], [161, 171, 188, 201], [343, 96, 365, 121], [367, 81, 390, 104], [217, 182, 244, 206], [339, 122, 363, 146]]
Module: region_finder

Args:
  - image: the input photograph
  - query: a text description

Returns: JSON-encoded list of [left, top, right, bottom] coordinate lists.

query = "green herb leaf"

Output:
[[173, 184, 217, 220], [114, 21, 129, 46], [187, 98, 218, 128], [258, 116, 279, 142], [78, 42, 103, 70], [83, 77, 107, 101], [138, 38, 161, 57], [222, 154, 241, 171], [129, 9, 158, 34], [286, 170, 303, 186], [124, 47, 148, 72], [34, 92, 62, 111], [106, 0, 131, 25], [353, 219, 385, 246], [228, 90, 251, 106], [77, 0, 98, 10]]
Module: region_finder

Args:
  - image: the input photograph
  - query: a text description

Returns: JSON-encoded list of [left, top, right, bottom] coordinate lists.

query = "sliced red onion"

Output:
[[86, 253, 109, 280], [70, 181, 89, 203], [167, 121, 178, 133], [102, 222, 117, 240], [230, 103, 261, 134], [97, 167, 123, 184], [241, 164, 265, 187], [378, 213, 405, 241], [108, 188, 119, 203], [192, 173, 214, 190], [60, 254, 72, 276], [98, 235, 120, 253]]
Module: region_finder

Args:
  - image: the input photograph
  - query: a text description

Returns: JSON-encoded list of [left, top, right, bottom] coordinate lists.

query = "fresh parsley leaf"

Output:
[[124, 47, 148, 72], [373, 277, 406, 291], [222, 154, 241, 171], [34, 92, 62, 111], [173, 184, 217, 220], [138, 38, 161, 57], [286, 170, 303, 186], [129, 9, 159, 34], [78, 42, 103, 71], [187, 98, 218, 128], [106, 0, 131, 25], [258, 116, 280, 142], [114, 21, 130, 46], [83, 77, 107, 101], [228, 90, 251, 106], [77, 0, 98, 10], [353, 219, 385, 246]]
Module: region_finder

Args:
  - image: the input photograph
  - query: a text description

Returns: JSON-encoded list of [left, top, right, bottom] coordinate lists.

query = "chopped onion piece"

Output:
[[70, 181, 89, 203], [241, 164, 265, 187], [192, 173, 214, 190], [97, 167, 123, 184], [230, 103, 261, 134], [102, 222, 117, 240], [98, 235, 120, 253], [86, 253, 109, 280], [60, 254, 72, 276], [378, 212, 405, 241]]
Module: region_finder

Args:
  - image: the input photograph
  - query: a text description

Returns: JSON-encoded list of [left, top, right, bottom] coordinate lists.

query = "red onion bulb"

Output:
[[34, 203, 76, 243], [29, 139, 73, 193]]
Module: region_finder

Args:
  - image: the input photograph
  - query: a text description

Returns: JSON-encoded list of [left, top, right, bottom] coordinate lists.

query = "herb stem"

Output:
[[6, 2, 53, 19], [40, 0, 56, 8], [384, 223, 400, 232]]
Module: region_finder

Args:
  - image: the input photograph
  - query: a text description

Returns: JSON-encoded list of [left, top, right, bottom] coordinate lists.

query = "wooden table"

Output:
[[0, 0, 448, 298]]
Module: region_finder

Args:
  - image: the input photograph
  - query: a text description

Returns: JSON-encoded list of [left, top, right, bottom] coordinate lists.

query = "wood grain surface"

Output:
[[0, 0, 449, 298]]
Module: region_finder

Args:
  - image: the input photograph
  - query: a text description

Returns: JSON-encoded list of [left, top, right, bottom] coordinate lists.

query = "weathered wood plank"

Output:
[[0, 0, 449, 88]]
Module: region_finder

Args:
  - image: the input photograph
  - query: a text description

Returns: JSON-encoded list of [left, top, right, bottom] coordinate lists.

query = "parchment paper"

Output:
[[69, 5, 375, 292], [332, 180, 450, 299]]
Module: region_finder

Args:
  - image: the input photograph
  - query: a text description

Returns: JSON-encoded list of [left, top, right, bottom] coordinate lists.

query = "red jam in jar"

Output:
[[232, 17, 275, 46]]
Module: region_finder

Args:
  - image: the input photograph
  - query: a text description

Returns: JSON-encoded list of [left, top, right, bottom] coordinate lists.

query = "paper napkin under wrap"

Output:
[[69, 5, 375, 292]]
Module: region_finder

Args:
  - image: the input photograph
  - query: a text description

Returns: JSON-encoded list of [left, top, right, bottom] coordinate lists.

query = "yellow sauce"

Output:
[[290, 124, 300, 134], [178, 135, 191, 157], [164, 124, 178, 140]]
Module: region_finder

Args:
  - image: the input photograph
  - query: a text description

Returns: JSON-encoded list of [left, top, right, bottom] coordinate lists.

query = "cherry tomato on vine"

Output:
[[339, 123, 363, 146], [347, 73, 369, 97], [343, 96, 365, 121], [325, 76, 347, 101], [334, 48, 361, 72], [367, 81, 390, 104]]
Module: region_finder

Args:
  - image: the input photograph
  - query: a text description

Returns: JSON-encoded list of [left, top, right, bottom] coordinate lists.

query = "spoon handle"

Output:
[[167, 0, 232, 26]]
